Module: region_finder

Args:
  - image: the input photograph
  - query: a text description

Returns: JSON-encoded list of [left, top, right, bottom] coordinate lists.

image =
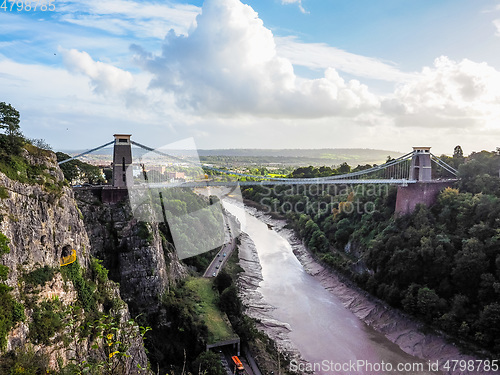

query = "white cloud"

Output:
[[494, 18, 500, 36], [60, 48, 134, 95], [281, 0, 307, 14], [386, 56, 500, 129], [276, 36, 415, 83], [132, 0, 379, 118], [56, 0, 200, 38]]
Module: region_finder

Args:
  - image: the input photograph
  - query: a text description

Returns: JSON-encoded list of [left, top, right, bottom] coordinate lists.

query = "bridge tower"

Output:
[[396, 146, 453, 216], [410, 147, 432, 182], [112, 134, 133, 188]]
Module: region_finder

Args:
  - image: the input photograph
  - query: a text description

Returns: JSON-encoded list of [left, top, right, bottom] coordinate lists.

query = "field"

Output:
[[184, 277, 236, 344]]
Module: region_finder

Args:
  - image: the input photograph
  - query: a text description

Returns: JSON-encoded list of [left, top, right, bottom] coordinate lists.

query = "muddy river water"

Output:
[[223, 201, 441, 375]]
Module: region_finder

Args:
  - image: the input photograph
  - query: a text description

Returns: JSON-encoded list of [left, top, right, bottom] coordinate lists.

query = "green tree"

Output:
[[336, 162, 351, 174], [452, 145, 464, 168], [0, 102, 23, 154], [214, 269, 233, 294], [416, 287, 443, 323], [476, 303, 500, 349], [0, 102, 20, 135], [219, 285, 241, 316], [452, 238, 488, 298], [193, 351, 225, 375]]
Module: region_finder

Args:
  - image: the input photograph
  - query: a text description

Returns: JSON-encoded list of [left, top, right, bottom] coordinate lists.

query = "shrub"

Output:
[[0, 284, 25, 349], [61, 260, 96, 311], [0, 232, 10, 255], [90, 258, 108, 285], [24, 265, 57, 287], [0, 265, 8, 281], [29, 298, 64, 345], [0, 187, 8, 199], [0, 347, 50, 374]]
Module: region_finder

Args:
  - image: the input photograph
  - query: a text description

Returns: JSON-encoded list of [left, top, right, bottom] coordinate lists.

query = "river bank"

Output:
[[230, 203, 433, 375], [237, 205, 496, 375]]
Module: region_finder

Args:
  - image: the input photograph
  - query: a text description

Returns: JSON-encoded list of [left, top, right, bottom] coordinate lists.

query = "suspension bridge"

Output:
[[58, 135, 458, 188]]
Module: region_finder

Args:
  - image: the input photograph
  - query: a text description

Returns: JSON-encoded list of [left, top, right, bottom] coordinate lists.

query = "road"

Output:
[[204, 239, 236, 277], [221, 349, 260, 375], [203, 209, 239, 278]]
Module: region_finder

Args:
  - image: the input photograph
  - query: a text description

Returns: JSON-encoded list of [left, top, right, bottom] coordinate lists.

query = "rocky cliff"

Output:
[[0, 148, 149, 373], [74, 188, 188, 313]]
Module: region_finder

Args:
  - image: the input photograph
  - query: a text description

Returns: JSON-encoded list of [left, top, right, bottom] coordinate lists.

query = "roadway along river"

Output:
[[223, 201, 438, 375]]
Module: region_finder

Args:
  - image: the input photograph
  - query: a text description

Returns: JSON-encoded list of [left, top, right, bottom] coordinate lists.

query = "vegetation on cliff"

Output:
[[0, 233, 25, 350]]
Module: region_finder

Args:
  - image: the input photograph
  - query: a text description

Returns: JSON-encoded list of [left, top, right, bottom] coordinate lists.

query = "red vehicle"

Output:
[[231, 355, 244, 373]]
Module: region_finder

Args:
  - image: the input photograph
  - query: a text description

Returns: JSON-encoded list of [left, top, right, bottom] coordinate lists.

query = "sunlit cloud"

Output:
[[132, 0, 379, 118], [276, 36, 415, 83], [61, 48, 134, 95], [385, 56, 500, 129]]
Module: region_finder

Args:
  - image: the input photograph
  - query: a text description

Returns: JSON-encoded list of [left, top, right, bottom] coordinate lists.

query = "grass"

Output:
[[184, 277, 235, 344], [0, 147, 65, 196]]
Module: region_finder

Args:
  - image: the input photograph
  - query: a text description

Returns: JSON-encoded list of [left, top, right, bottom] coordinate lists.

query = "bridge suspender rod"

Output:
[[58, 140, 115, 165], [320, 151, 415, 181], [432, 159, 458, 176], [430, 154, 458, 176]]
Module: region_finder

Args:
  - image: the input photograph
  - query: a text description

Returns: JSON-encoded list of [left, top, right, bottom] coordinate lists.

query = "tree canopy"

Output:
[[0, 102, 23, 154]]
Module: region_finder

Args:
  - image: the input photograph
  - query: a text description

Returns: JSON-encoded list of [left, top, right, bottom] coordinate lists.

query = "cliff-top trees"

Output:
[[0, 102, 23, 154]]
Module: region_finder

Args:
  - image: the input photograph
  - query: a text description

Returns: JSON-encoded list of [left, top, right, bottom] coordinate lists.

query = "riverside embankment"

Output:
[[224, 201, 497, 375]]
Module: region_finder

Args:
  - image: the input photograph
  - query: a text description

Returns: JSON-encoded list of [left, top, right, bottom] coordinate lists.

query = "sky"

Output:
[[1, 0, 500, 155]]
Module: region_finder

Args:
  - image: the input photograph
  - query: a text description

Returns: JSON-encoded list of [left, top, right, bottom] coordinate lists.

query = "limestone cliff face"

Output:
[[0, 153, 89, 283], [0, 149, 149, 372], [74, 189, 187, 312]]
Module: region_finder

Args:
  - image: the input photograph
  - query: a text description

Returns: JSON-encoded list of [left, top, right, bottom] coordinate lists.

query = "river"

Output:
[[223, 200, 440, 375]]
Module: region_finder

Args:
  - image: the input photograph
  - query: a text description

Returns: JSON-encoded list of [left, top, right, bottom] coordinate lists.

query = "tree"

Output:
[[416, 287, 443, 323], [219, 285, 241, 316], [214, 269, 233, 294], [193, 351, 225, 375], [337, 162, 351, 174], [0, 102, 23, 154], [0, 102, 20, 135], [452, 238, 488, 298], [453, 145, 464, 160]]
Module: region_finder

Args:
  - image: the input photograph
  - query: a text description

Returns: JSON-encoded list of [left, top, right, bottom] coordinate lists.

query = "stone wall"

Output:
[[395, 181, 454, 216]]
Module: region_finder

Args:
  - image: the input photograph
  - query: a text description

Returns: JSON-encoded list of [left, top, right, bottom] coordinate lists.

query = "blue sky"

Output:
[[1, 0, 500, 155]]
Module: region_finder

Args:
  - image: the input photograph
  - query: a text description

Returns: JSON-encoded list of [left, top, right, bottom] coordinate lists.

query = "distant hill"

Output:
[[197, 148, 403, 166], [59, 148, 403, 167]]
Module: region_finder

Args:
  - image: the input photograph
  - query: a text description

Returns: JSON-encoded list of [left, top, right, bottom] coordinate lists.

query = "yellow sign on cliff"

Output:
[[60, 249, 77, 266]]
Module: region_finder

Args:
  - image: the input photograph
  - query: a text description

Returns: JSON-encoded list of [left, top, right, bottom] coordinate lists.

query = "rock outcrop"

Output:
[[74, 189, 188, 313], [0, 149, 149, 372]]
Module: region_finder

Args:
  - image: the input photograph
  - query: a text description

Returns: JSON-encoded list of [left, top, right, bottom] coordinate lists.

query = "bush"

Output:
[[0, 284, 25, 349], [61, 260, 96, 311], [0, 265, 8, 281], [24, 266, 57, 286], [90, 258, 108, 285], [0, 232, 10, 255], [29, 298, 64, 345], [0, 187, 8, 199], [0, 347, 50, 375]]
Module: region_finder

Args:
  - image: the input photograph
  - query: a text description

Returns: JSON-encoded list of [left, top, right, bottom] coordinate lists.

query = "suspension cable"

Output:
[[58, 141, 115, 165]]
